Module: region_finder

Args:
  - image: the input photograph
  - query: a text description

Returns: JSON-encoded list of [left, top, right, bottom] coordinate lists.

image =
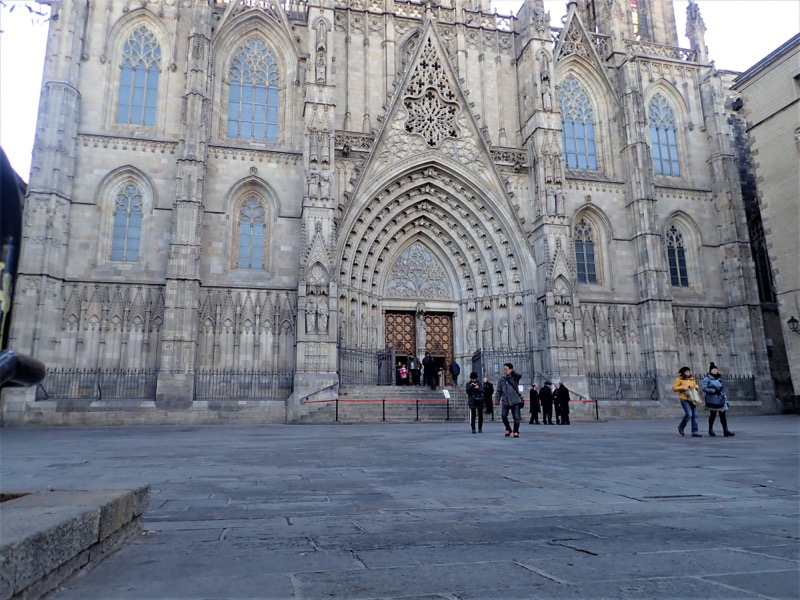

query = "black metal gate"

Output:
[[338, 346, 396, 386]]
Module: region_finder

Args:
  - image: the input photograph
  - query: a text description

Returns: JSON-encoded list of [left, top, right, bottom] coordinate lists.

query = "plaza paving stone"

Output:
[[0, 415, 798, 599]]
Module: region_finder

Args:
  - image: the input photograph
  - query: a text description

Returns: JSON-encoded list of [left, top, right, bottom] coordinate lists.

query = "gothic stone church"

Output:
[[5, 0, 776, 423]]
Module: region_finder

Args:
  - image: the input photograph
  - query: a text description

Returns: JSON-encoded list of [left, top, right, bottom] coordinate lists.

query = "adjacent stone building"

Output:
[[1, 0, 778, 424], [732, 33, 800, 411]]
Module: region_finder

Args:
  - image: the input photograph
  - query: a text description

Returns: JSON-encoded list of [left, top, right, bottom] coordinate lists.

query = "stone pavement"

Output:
[[1, 415, 798, 600]]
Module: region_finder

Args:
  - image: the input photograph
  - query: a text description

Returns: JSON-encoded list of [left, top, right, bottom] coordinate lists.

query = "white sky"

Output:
[[1, 0, 798, 179]]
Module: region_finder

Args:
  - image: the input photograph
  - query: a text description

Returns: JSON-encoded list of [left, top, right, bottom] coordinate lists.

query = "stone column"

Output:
[[155, 0, 211, 406]]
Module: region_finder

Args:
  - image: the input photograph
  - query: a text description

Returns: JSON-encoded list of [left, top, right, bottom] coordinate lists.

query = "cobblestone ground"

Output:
[[1, 415, 798, 599]]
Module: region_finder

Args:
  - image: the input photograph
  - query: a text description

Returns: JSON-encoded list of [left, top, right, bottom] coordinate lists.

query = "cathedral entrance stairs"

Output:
[[297, 385, 467, 424]]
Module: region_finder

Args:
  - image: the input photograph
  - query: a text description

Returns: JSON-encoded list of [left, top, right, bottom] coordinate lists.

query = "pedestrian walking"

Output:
[[494, 363, 524, 438], [673, 366, 702, 437], [482, 377, 495, 421], [528, 384, 540, 424], [702, 362, 735, 437], [555, 381, 571, 425], [409, 355, 420, 386], [449, 359, 461, 386], [466, 372, 484, 434], [539, 381, 554, 424]]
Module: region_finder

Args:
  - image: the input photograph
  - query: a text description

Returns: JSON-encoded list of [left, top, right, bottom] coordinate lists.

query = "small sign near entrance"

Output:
[[442, 390, 450, 399]]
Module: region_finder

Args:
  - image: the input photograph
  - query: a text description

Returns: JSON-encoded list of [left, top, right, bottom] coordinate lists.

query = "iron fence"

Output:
[[472, 350, 535, 386], [338, 346, 395, 386], [587, 373, 658, 402], [35, 368, 158, 401], [724, 375, 757, 402], [193, 370, 294, 401]]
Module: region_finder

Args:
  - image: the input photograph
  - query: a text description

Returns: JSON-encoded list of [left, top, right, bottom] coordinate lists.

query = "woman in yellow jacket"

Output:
[[672, 366, 702, 437]]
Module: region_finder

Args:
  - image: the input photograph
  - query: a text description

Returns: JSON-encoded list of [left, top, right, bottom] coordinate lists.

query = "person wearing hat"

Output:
[[539, 381, 554, 425], [702, 362, 735, 437], [673, 366, 702, 437]]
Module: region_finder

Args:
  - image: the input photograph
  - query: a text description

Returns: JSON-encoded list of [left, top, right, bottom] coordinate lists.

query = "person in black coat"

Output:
[[528, 384, 540, 424], [482, 377, 495, 420], [555, 381, 571, 425], [539, 381, 554, 424], [422, 352, 435, 390], [466, 372, 484, 434]]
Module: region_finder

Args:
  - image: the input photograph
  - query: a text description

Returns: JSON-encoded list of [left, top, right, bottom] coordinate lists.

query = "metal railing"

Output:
[[587, 373, 658, 402], [35, 368, 158, 401], [193, 370, 294, 401], [338, 346, 395, 386], [723, 375, 757, 402], [472, 349, 534, 386]]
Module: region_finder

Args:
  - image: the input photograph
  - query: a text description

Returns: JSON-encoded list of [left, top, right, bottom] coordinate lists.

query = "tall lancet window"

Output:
[[574, 218, 598, 284], [111, 184, 143, 262], [237, 197, 267, 269], [227, 37, 280, 142], [117, 26, 161, 126], [666, 225, 689, 287], [559, 76, 598, 170], [649, 93, 680, 176]]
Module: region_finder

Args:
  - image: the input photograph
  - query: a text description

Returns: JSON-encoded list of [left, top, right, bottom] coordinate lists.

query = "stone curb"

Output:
[[0, 486, 150, 600]]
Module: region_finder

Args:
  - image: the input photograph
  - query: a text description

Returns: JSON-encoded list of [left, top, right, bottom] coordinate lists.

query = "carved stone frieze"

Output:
[[79, 134, 177, 154]]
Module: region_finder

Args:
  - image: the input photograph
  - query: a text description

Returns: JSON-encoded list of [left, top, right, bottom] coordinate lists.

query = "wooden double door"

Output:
[[384, 311, 453, 368]]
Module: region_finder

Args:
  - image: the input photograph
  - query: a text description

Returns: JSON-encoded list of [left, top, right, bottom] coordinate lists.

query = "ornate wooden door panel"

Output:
[[424, 313, 453, 364], [384, 312, 415, 356]]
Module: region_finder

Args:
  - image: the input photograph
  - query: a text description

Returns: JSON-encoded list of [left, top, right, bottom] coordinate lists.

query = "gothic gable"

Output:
[[554, 9, 616, 102], [353, 19, 506, 198]]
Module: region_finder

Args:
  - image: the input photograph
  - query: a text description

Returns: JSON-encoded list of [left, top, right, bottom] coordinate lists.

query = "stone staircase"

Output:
[[297, 385, 469, 423]]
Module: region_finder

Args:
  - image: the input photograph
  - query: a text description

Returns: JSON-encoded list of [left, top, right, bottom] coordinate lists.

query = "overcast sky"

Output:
[[1, 0, 798, 179]]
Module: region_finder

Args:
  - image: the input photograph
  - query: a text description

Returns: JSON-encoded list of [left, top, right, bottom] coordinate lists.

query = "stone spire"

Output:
[[686, 0, 710, 63]]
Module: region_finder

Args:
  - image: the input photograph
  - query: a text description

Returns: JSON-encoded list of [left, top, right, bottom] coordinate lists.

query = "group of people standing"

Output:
[[526, 381, 571, 425], [673, 362, 735, 438], [465, 364, 572, 437], [397, 353, 461, 390]]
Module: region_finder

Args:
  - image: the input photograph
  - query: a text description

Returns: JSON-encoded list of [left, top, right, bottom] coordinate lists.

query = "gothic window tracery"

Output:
[[403, 37, 459, 147], [227, 36, 280, 142], [386, 242, 450, 299], [111, 184, 143, 262], [117, 26, 161, 126], [666, 224, 689, 287], [236, 197, 268, 269], [574, 217, 598, 284], [558, 76, 598, 170], [648, 92, 680, 176]]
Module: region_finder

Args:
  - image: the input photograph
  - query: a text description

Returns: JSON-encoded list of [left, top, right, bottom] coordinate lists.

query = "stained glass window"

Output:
[[118, 26, 161, 126], [559, 76, 598, 170], [111, 184, 143, 262], [227, 37, 280, 142], [237, 197, 267, 269], [649, 93, 680, 176], [666, 225, 689, 287], [575, 218, 598, 284]]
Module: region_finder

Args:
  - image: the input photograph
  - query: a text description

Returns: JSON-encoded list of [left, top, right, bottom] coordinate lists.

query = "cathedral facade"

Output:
[[3, 0, 777, 423]]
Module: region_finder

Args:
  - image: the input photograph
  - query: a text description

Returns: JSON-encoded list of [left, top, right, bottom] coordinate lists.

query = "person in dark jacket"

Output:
[[466, 371, 484, 434], [494, 363, 524, 437], [555, 381, 571, 425], [702, 362, 734, 437], [528, 384, 540, 424], [422, 352, 435, 390], [449, 359, 461, 386], [482, 377, 495, 420], [539, 381, 554, 425]]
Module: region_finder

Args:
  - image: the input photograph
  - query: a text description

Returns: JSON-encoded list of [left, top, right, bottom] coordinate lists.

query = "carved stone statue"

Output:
[[546, 187, 557, 215], [317, 301, 329, 334], [499, 317, 509, 348], [319, 169, 332, 199], [416, 309, 426, 355], [307, 167, 319, 198], [467, 318, 478, 350], [316, 52, 327, 85], [482, 319, 493, 349], [556, 190, 566, 216], [514, 312, 525, 348], [305, 300, 317, 334]]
